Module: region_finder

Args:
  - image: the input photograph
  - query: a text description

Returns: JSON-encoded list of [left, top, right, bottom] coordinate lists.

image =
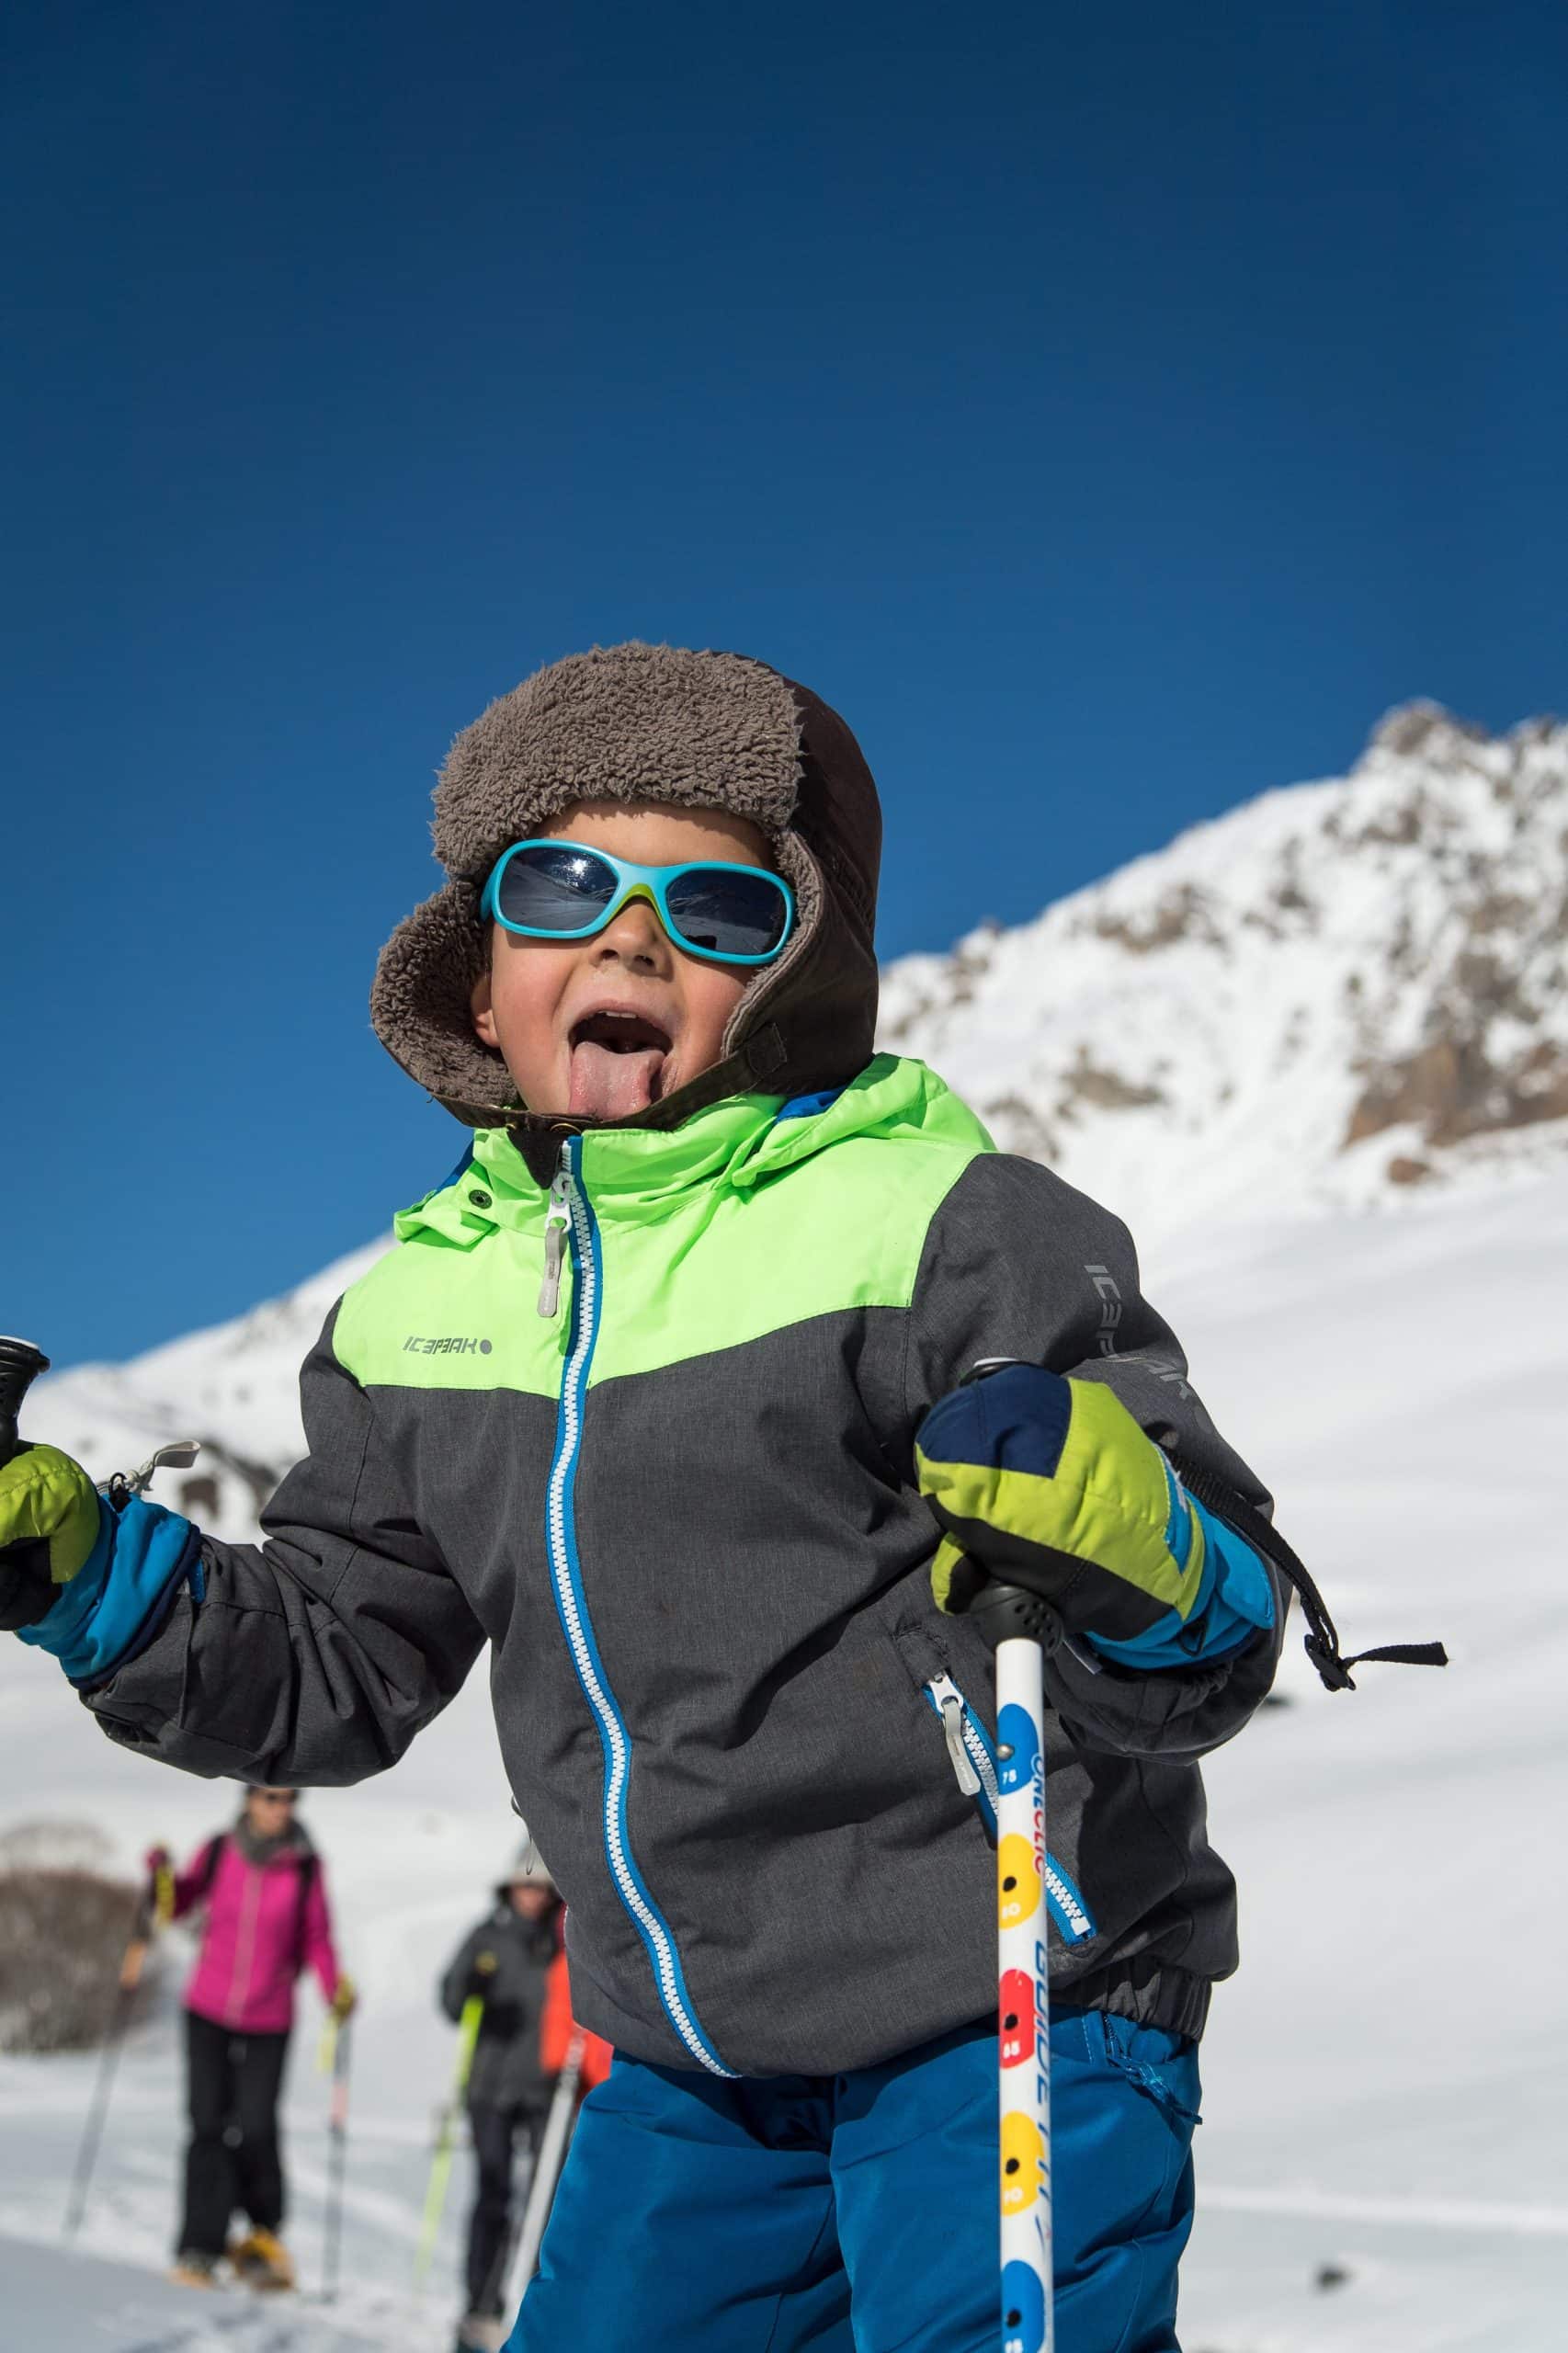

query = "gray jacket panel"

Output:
[[85, 1151, 1282, 2073]]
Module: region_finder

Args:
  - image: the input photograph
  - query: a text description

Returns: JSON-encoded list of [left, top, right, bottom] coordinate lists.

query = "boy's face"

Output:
[[471, 799, 771, 1120]]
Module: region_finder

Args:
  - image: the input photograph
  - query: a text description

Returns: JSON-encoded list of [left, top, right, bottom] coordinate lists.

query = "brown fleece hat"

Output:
[[371, 642, 883, 1137]]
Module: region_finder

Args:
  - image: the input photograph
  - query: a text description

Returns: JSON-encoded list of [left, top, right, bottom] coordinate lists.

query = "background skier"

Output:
[[148, 1786, 354, 2290], [438, 1843, 562, 2346]]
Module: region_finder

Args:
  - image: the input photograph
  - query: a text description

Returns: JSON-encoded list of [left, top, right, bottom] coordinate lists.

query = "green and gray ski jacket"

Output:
[[86, 1053, 1284, 2076]]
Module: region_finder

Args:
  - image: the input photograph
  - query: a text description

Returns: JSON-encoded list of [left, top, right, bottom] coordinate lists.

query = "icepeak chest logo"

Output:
[[403, 1334, 494, 1356]]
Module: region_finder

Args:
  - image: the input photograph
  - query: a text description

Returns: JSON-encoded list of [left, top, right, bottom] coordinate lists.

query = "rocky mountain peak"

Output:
[[881, 706, 1568, 1234]]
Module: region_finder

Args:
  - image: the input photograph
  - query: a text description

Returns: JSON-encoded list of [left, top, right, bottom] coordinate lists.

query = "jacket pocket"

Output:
[[906, 1650, 1098, 1950]]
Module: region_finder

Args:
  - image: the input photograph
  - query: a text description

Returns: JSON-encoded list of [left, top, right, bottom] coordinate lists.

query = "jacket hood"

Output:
[[370, 642, 882, 1152]]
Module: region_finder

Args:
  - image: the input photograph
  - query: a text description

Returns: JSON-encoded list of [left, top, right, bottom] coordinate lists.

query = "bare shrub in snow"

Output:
[[0, 1864, 150, 2053]]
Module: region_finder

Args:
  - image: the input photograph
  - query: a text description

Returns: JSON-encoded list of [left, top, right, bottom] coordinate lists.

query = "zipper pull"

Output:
[[938, 1691, 982, 1796], [538, 1160, 572, 1319]]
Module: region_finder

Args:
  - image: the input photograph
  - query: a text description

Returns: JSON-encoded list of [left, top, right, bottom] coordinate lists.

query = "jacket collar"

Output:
[[393, 1056, 975, 1241]]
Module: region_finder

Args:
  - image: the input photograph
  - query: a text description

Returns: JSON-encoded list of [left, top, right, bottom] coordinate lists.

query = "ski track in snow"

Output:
[[1203, 2186, 1568, 2239], [3, 1174, 1564, 2345]]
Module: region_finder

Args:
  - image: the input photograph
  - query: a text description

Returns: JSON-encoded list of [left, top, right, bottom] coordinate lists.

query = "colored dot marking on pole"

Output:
[[999, 1968, 1033, 2065], [998, 1835, 1041, 1927], [1000, 2113, 1043, 2217], [1001, 2261, 1047, 2353]]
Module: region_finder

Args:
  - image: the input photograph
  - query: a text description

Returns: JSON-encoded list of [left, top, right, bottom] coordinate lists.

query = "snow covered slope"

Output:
[[24, 1241, 388, 1545]]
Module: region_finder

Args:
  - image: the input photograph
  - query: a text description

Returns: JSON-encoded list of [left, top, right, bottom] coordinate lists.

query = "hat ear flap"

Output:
[[370, 879, 521, 1125]]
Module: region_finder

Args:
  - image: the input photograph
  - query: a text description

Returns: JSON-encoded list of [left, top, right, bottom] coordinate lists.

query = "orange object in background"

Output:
[[540, 1937, 613, 2088]]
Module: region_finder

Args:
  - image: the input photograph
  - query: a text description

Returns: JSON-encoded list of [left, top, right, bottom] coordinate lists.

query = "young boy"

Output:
[[2, 642, 1284, 2351]]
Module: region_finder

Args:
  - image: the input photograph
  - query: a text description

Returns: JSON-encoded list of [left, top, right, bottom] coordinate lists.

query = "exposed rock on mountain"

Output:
[[881, 701, 1568, 1233]]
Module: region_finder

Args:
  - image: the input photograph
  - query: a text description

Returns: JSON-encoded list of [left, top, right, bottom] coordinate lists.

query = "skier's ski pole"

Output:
[[62, 1859, 176, 2240], [503, 2028, 584, 2305], [970, 1578, 1054, 2353], [0, 1335, 49, 1466], [0, 1337, 61, 1633], [414, 1974, 491, 2291], [319, 2012, 352, 2302]]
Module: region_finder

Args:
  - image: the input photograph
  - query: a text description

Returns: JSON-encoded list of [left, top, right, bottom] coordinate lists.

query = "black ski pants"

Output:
[[466, 2098, 547, 2316], [179, 2010, 290, 2257]]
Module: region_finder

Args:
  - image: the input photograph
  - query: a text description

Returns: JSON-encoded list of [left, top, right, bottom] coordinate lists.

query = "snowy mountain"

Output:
[[884, 700, 1568, 1236], [25, 1242, 385, 1544]]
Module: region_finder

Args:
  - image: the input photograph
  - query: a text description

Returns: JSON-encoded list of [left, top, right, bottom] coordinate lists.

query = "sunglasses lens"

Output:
[[664, 868, 791, 960], [494, 845, 619, 932]]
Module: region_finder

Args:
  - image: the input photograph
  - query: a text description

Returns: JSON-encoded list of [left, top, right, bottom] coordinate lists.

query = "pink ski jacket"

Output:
[[171, 1834, 340, 2035]]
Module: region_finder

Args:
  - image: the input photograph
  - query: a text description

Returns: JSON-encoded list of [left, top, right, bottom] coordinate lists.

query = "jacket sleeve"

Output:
[[166, 1837, 217, 1923], [303, 1860, 340, 2005], [903, 1153, 1289, 1760], [80, 1306, 487, 1786], [439, 1923, 488, 2022]]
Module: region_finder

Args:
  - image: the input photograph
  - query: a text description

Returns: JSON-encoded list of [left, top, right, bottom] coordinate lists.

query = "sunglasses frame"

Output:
[[480, 839, 797, 968]]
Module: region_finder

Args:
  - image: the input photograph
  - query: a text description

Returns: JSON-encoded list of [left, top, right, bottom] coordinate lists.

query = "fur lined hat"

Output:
[[370, 643, 882, 1144]]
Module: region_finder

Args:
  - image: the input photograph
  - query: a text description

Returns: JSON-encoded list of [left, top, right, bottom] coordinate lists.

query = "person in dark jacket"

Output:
[[440, 1843, 561, 2337]]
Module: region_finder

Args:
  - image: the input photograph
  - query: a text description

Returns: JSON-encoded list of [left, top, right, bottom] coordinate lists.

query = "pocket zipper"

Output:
[[923, 1669, 1097, 1946], [925, 1672, 999, 1811]]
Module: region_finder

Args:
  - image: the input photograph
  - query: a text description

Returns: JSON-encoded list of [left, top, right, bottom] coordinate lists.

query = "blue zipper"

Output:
[[543, 1138, 736, 2078], [923, 1673, 1096, 1948]]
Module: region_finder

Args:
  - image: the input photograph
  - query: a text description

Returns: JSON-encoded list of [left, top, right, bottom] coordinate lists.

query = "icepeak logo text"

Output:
[[1085, 1264, 1191, 1396], [403, 1335, 493, 1356], [1085, 1263, 1122, 1355]]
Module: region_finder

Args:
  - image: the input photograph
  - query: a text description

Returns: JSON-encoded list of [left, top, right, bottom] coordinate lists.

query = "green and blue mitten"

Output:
[[916, 1362, 1233, 1654]]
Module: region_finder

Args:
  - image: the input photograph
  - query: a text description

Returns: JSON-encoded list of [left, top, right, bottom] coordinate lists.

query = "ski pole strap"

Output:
[[1166, 1451, 1449, 1693]]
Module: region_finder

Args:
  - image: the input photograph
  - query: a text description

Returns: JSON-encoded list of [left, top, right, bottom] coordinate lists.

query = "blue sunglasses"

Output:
[[480, 840, 797, 967]]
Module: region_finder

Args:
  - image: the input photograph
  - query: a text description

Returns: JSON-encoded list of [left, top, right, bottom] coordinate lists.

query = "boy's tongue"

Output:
[[567, 1016, 670, 1120]]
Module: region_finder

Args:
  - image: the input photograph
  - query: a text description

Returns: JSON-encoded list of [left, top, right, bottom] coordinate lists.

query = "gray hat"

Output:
[[369, 642, 882, 1142]]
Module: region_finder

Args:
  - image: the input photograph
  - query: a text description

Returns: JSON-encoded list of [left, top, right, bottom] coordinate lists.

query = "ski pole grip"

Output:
[[963, 1578, 1062, 1654], [0, 1336, 50, 1469]]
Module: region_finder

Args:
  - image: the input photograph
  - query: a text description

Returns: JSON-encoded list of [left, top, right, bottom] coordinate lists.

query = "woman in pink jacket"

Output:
[[150, 1786, 353, 2290]]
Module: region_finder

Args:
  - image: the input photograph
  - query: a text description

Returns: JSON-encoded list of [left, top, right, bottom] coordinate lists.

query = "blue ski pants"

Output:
[[506, 2008, 1200, 2352]]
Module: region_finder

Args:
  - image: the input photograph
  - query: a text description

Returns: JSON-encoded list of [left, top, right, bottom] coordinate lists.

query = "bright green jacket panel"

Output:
[[332, 1057, 995, 1395]]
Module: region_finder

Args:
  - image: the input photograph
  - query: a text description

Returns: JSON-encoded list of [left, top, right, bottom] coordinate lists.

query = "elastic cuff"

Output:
[[17, 1494, 200, 1683], [1086, 1499, 1275, 1671]]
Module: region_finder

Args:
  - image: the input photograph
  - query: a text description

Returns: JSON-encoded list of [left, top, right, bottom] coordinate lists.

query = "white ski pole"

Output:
[[506, 2029, 584, 2303], [994, 1605, 1052, 2353]]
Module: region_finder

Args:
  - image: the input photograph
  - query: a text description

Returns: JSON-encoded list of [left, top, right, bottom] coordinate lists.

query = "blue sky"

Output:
[[4, 0, 1565, 1368]]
